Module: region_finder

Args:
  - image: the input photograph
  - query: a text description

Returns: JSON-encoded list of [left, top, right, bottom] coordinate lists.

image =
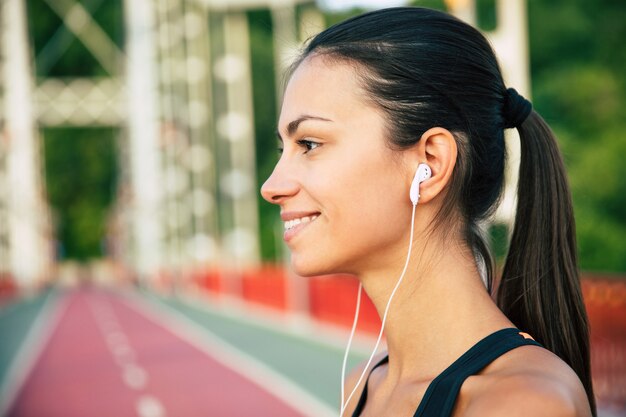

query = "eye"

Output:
[[296, 139, 321, 153]]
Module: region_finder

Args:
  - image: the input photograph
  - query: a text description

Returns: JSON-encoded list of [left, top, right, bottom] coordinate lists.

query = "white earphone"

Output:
[[410, 163, 432, 205], [340, 163, 432, 416]]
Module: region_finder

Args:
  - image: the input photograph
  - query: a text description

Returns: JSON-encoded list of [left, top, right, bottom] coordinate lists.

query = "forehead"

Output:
[[279, 55, 371, 128]]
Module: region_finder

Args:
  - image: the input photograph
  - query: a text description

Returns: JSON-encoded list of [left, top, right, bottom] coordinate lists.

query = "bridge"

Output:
[[0, 1, 623, 416]]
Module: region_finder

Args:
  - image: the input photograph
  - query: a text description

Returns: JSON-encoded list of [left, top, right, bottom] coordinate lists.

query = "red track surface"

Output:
[[7, 287, 308, 417]]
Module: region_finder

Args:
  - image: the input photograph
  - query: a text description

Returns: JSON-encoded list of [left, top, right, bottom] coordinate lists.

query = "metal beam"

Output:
[[42, 0, 125, 76], [199, 0, 311, 11], [218, 12, 260, 267], [34, 77, 124, 126], [36, 0, 107, 75], [2, 0, 52, 286], [123, 0, 163, 280]]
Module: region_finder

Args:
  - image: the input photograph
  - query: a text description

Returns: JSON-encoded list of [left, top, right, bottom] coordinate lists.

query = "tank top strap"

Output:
[[414, 328, 542, 417], [351, 355, 390, 417]]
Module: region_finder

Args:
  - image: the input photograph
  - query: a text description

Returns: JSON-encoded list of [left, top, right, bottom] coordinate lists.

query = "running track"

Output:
[[3, 288, 327, 417], [2, 287, 623, 417]]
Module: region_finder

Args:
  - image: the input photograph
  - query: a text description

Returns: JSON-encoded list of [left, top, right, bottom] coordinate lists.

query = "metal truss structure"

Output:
[[0, 0, 53, 287], [0, 0, 527, 289]]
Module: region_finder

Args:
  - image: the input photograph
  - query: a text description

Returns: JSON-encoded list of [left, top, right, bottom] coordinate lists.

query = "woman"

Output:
[[261, 7, 595, 417]]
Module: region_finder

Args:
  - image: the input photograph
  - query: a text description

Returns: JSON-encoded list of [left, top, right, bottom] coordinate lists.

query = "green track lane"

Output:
[[140, 290, 367, 408], [0, 289, 56, 388]]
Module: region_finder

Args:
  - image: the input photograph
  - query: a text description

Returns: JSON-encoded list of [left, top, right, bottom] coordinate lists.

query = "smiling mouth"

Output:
[[284, 214, 320, 231]]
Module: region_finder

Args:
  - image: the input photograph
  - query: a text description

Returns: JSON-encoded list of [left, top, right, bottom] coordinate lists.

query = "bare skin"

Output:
[[261, 55, 592, 417]]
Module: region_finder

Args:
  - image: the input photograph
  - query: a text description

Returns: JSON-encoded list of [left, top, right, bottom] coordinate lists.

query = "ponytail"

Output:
[[498, 111, 596, 415]]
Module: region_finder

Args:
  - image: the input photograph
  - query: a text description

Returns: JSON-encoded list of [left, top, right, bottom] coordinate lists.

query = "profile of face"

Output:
[[261, 56, 416, 277]]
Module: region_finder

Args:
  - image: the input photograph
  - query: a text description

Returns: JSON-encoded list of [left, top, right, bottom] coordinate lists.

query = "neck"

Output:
[[357, 235, 513, 383]]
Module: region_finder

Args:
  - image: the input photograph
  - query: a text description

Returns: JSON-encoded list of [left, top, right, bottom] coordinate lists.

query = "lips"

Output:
[[281, 211, 321, 243], [284, 214, 319, 231], [280, 211, 321, 221]]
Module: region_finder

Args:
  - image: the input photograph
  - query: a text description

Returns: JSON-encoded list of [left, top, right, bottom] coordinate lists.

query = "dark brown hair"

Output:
[[297, 7, 595, 414]]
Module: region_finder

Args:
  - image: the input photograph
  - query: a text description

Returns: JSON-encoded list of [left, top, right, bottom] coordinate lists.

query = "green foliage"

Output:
[[26, 0, 123, 261], [489, 223, 510, 264], [529, 0, 626, 272], [26, 0, 124, 77], [565, 127, 626, 271], [248, 10, 280, 261], [43, 128, 118, 260], [475, 0, 497, 31]]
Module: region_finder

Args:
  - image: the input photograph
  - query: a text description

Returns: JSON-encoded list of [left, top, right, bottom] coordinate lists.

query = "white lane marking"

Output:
[[113, 346, 137, 368], [89, 300, 138, 368], [100, 319, 122, 334], [0, 291, 70, 417], [123, 364, 148, 390], [89, 301, 120, 335], [136, 394, 166, 417], [91, 305, 116, 324], [111, 342, 134, 358], [113, 350, 137, 368], [121, 291, 336, 417], [89, 294, 168, 415], [88, 297, 154, 392], [106, 330, 128, 348]]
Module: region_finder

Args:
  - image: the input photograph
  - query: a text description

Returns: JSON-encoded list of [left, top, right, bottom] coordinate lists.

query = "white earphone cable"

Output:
[[340, 281, 362, 411], [340, 201, 418, 416]]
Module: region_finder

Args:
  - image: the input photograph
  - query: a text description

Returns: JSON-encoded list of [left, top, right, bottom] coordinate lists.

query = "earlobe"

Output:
[[411, 127, 457, 204]]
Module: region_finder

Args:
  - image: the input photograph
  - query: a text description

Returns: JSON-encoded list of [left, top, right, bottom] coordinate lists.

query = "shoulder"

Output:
[[463, 345, 592, 417], [341, 352, 388, 417], [467, 373, 587, 417]]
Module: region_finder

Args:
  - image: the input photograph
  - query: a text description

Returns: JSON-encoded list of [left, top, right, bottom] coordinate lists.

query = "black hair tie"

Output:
[[503, 87, 532, 129]]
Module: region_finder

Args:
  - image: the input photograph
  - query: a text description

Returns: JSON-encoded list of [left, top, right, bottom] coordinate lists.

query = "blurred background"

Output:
[[0, 0, 624, 416]]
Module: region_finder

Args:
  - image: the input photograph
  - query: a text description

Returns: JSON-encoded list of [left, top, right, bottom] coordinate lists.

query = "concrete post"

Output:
[[2, 0, 52, 288], [123, 0, 164, 282]]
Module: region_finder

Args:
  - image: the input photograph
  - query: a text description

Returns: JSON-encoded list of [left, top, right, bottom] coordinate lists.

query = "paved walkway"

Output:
[[0, 289, 55, 396], [1, 285, 622, 417], [1, 287, 341, 417], [140, 290, 363, 407]]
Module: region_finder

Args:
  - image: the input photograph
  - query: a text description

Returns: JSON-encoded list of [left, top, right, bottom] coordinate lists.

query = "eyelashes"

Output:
[[277, 139, 321, 155], [297, 139, 321, 153]]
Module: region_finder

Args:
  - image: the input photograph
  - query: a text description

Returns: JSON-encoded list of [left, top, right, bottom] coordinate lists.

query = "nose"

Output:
[[260, 161, 299, 205]]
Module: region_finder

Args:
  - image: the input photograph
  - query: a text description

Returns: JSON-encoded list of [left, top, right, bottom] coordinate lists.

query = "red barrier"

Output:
[[308, 274, 381, 334], [0, 273, 17, 304], [582, 277, 626, 412], [241, 266, 288, 311], [194, 268, 224, 296], [190, 266, 382, 332]]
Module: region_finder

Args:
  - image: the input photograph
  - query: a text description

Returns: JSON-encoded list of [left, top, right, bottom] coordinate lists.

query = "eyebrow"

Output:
[[276, 115, 333, 143]]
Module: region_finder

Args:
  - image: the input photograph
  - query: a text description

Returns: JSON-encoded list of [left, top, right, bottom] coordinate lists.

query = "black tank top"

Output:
[[351, 328, 542, 417]]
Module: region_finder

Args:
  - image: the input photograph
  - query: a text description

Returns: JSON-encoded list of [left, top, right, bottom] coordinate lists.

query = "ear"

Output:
[[408, 127, 457, 205]]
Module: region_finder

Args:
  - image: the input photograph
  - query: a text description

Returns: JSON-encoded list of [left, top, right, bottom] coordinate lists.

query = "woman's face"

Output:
[[261, 55, 413, 276]]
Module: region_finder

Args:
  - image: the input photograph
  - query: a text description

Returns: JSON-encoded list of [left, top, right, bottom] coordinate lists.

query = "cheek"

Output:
[[342, 192, 409, 249], [312, 158, 409, 261], [338, 158, 408, 221]]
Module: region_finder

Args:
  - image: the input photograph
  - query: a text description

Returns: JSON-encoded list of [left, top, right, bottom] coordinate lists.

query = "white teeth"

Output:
[[284, 215, 319, 231]]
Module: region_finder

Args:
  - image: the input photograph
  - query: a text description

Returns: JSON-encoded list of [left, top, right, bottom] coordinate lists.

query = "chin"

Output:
[[290, 259, 324, 277], [289, 253, 350, 277]]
